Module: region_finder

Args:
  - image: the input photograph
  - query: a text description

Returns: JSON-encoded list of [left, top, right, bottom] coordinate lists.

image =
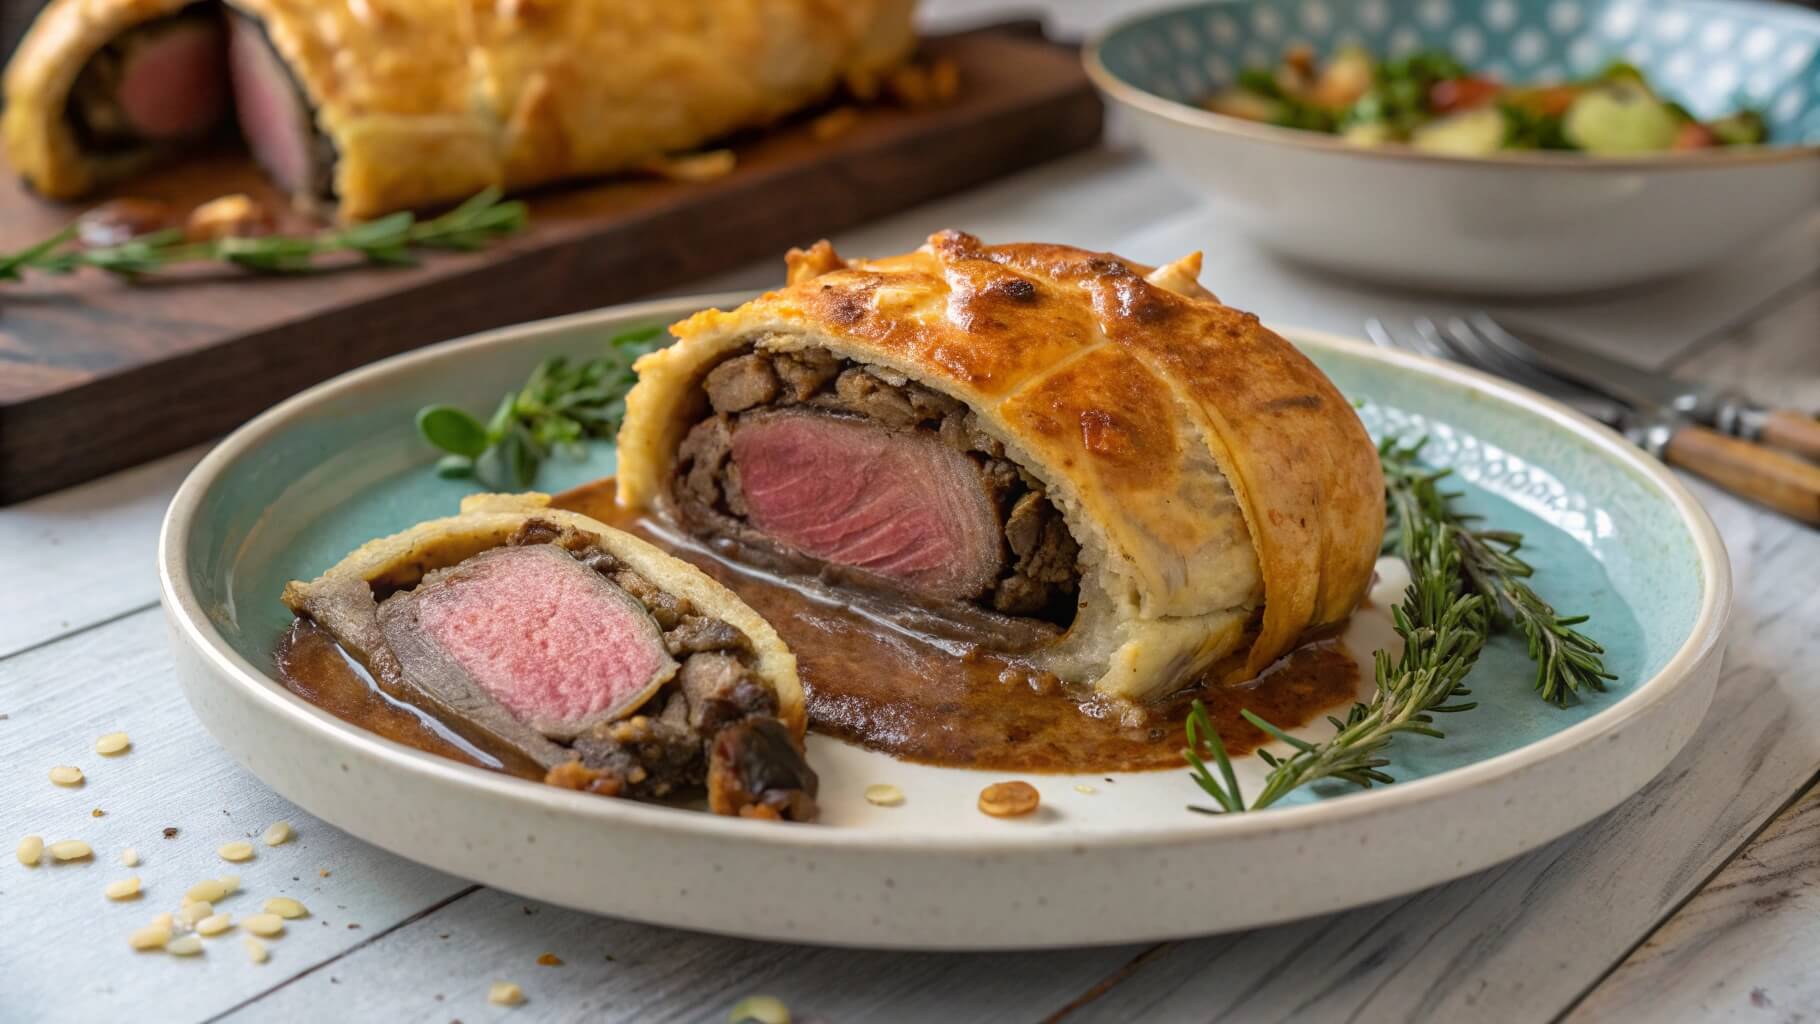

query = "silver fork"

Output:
[[1367, 316, 1820, 526]]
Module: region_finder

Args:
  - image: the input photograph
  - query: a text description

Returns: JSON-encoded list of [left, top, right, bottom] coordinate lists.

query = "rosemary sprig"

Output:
[[1186, 511, 1485, 813], [1380, 437, 1613, 705], [416, 324, 666, 490], [1185, 435, 1615, 813], [0, 188, 526, 281]]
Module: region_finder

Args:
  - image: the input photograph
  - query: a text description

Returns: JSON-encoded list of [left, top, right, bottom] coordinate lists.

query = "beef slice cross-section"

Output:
[[729, 410, 1006, 602], [227, 11, 328, 198], [378, 545, 679, 745]]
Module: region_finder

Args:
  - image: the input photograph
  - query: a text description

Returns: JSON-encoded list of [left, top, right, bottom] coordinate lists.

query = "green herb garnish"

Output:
[[0, 188, 526, 281], [1185, 436, 1612, 814], [416, 324, 666, 490], [1380, 438, 1612, 705]]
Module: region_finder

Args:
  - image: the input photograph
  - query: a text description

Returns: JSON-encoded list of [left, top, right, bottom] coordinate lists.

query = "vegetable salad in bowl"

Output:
[[1206, 46, 1769, 156]]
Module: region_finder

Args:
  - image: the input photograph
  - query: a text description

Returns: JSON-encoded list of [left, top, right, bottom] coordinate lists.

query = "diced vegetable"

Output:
[[1309, 45, 1375, 109], [1205, 88, 1287, 123], [1563, 83, 1679, 153], [1411, 106, 1509, 155], [1429, 77, 1501, 114], [1707, 110, 1767, 146]]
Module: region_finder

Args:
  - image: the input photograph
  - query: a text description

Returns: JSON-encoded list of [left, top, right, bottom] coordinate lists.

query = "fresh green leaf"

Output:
[[416, 405, 491, 457], [435, 454, 475, 478]]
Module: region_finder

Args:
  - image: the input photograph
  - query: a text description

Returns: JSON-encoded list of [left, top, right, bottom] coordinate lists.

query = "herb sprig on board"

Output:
[[0, 188, 526, 281], [416, 324, 666, 490], [1185, 436, 1612, 813]]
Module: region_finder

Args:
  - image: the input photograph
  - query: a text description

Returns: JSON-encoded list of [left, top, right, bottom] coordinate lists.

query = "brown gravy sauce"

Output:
[[271, 479, 1359, 776]]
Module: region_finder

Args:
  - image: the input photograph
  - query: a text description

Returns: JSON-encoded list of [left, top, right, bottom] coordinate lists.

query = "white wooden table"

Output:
[[6, 9, 1820, 1019]]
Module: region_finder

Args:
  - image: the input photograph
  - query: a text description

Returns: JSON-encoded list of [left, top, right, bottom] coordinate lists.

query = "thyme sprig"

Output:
[[1185, 435, 1612, 813], [1186, 508, 1485, 813], [1380, 438, 1613, 706], [416, 323, 666, 490], [0, 188, 526, 281]]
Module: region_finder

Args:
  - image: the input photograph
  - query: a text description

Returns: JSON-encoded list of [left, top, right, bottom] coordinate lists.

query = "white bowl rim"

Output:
[[158, 292, 1734, 855], [1084, 0, 1820, 172]]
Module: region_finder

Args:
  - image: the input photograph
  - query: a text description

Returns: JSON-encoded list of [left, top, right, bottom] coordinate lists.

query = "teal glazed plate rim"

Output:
[[158, 294, 1732, 948]]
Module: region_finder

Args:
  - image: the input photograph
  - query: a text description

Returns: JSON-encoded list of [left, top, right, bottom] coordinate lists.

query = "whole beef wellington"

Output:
[[618, 232, 1386, 704], [282, 493, 817, 821], [4, 0, 913, 218]]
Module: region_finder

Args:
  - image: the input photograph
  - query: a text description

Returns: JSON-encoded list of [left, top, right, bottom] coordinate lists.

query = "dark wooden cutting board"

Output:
[[0, 24, 1102, 503]]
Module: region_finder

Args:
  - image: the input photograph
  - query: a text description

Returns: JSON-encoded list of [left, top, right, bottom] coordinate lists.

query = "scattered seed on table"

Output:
[[489, 981, 526, 1006], [537, 953, 563, 967], [16, 835, 43, 867], [94, 732, 131, 756], [977, 781, 1040, 818], [129, 923, 172, 951], [197, 913, 233, 936], [863, 784, 905, 807], [1074, 784, 1097, 795], [167, 934, 204, 956], [49, 765, 83, 787], [121, 848, 139, 867], [728, 994, 792, 1024], [242, 914, 284, 937], [48, 839, 93, 861], [186, 878, 230, 903], [179, 901, 213, 927], [217, 841, 255, 862], [104, 877, 142, 900], [264, 896, 308, 919], [261, 821, 293, 846], [246, 937, 268, 963]]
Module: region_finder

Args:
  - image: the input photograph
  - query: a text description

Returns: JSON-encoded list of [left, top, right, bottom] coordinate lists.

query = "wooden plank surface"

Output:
[[0, 26, 1103, 504], [2, 609, 472, 1023], [1564, 781, 1820, 1023], [0, 445, 203, 659]]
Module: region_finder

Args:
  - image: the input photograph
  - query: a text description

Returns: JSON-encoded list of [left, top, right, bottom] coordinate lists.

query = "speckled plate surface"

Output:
[[159, 294, 1730, 948]]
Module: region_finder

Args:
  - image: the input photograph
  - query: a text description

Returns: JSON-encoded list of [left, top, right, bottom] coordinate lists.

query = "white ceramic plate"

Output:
[[159, 294, 1730, 948]]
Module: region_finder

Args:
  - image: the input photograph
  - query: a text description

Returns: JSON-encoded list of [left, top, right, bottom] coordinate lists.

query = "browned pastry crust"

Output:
[[4, 0, 915, 218], [618, 232, 1385, 702]]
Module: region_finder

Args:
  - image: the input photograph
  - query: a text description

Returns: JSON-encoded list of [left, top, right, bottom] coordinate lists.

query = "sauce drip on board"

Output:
[[270, 479, 1360, 776]]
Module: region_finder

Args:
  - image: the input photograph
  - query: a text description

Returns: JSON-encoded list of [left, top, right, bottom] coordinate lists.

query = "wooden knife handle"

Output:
[[1759, 409, 1820, 463], [1664, 424, 1820, 525]]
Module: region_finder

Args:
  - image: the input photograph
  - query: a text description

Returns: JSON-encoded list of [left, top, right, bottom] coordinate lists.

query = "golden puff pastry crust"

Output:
[[281, 492, 806, 737], [618, 232, 1384, 703], [4, 0, 915, 218]]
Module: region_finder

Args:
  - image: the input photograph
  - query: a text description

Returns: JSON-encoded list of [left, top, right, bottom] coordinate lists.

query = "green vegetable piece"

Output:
[[1708, 110, 1767, 146], [416, 405, 491, 457], [1340, 120, 1395, 146], [1411, 106, 1509, 155], [1563, 84, 1679, 153]]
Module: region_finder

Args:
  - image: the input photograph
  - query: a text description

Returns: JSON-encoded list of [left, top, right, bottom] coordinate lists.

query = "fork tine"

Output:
[[1448, 316, 1629, 427], [1363, 318, 1399, 350], [1441, 317, 1570, 392], [1407, 317, 1456, 360]]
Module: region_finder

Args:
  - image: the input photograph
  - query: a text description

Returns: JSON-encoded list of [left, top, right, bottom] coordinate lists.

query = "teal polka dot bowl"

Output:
[[1086, 0, 1820, 295]]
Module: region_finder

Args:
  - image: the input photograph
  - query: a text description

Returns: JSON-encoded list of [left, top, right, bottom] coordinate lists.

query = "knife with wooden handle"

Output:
[[1653, 421, 1820, 526], [1756, 409, 1820, 464]]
